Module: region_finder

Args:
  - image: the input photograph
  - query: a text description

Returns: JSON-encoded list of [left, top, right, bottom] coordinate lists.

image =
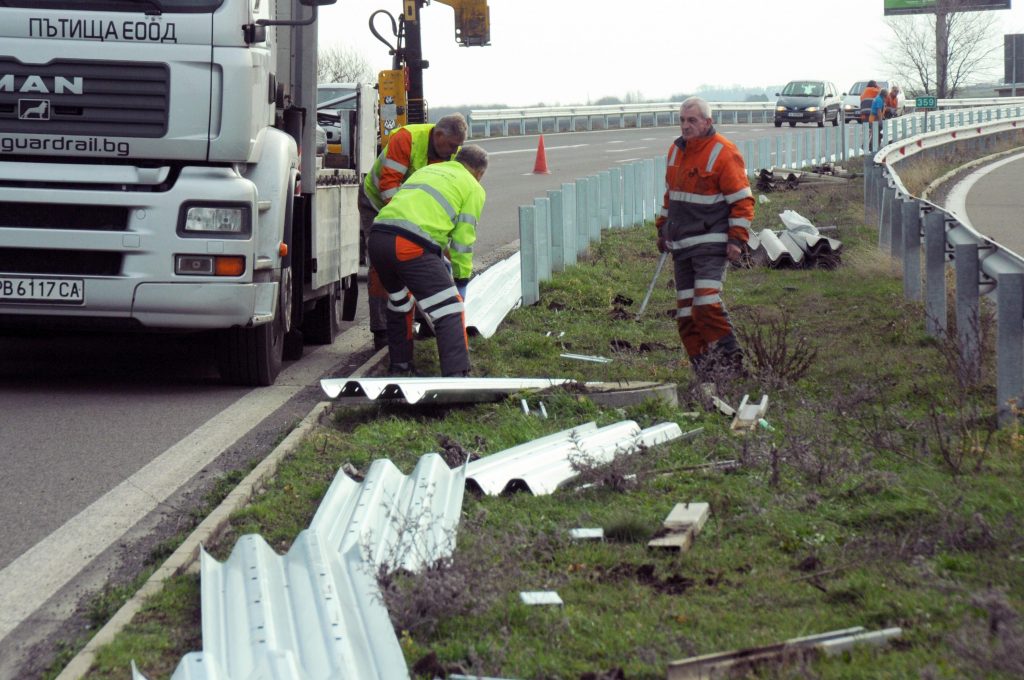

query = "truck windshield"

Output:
[[0, 0, 221, 11]]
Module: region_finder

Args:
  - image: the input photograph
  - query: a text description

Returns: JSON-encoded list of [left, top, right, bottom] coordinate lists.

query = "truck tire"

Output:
[[216, 266, 291, 386], [303, 282, 341, 344]]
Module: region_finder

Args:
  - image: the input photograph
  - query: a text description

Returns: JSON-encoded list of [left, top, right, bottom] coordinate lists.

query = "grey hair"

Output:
[[680, 96, 711, 119], [456, 144, 488, 175], [435, 113, 468, 141]]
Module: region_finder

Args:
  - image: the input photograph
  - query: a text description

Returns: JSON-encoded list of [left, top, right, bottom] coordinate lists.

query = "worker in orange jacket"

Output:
[[859, 80, 880, 123], [358, 113, 467, 349], [655, 96, 754, 380], [884, 85, 901, 119]]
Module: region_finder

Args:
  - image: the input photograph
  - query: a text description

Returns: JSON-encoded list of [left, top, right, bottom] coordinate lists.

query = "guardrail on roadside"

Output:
[[469, 96, 1024, 138], [864, 112, 1024, 424]]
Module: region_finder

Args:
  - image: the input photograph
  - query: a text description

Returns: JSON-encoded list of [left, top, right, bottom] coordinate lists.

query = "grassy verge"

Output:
[[85, 177, 1023, 680]]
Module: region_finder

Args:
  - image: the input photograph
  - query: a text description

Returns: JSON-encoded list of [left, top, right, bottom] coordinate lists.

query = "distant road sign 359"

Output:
[[915, 96, 938, 110]]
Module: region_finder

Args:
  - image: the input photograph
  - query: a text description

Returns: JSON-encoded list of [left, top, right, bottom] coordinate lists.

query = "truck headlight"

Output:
[[179, 203, 251, 237]]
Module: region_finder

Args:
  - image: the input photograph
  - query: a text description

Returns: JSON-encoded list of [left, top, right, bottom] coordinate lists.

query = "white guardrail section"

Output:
[[469, 96, 1024, 138], [517, 102, 1024, 424], [865, 112, 1024, 425]]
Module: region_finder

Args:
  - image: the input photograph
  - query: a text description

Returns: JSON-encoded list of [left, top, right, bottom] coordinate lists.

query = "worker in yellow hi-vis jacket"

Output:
[[367, 145, 487, 377]]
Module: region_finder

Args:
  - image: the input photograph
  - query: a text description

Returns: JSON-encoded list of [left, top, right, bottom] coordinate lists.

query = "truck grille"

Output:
[[0, 248, 121, 276], [0, 202, 128, 230], [0, 58, 169, 138]]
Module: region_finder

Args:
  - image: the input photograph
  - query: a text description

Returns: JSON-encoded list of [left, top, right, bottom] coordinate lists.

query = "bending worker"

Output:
[[859, 80, 880, 123], [360, 113, 468, 349], [367, 144, 488, 377], [655, 96, 754, 380]]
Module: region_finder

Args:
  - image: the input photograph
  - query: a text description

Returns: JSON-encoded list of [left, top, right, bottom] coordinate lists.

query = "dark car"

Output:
[[773, 80, 842, 128]]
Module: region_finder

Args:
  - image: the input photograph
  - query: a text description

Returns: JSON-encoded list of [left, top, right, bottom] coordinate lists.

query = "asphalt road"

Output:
[[0, 119, 850, 677], [959, 151, 1024, 254]]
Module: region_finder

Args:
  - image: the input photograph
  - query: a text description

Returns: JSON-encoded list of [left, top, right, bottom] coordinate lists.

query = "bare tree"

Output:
[[885, 0, 1000, 98], [318, 44, 375, 84]]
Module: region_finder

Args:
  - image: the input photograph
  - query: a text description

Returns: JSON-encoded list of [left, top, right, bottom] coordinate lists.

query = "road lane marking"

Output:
[[488, 143, 587, 156], [0, 326, 370, 646], [606, 147, 647, 153]]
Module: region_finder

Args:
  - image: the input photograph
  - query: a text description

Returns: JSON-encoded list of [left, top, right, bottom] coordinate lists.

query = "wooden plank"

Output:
[[648, 502, 709, 552]]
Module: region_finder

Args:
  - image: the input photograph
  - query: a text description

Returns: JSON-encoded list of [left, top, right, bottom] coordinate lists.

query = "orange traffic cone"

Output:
[[532, 135, 551, 174]]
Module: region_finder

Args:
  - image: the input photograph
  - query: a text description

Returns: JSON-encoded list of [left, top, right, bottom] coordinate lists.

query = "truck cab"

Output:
[[0, 0, 359, 385]]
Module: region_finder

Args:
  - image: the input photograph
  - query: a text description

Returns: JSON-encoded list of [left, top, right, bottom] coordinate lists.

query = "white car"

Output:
[[842, 80, 906, 122]]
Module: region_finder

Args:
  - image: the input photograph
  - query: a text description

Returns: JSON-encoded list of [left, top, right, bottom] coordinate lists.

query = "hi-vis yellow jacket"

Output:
[[373, 160, 485, 280], [363, 124, 440, 211]]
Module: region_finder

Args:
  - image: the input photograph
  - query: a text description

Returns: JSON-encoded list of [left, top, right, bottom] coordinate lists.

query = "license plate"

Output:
[[787, 112, 802, 117], [0, 277, 84, 304]]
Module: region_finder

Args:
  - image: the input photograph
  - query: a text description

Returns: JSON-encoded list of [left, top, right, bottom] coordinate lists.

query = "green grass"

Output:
[[80, 177, 1024, 680]]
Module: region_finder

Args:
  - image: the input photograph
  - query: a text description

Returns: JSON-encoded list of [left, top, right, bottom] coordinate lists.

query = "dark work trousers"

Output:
[[357, 191, 389, 334], [367, 229, 470, 376], [672, 249, 741, 364]]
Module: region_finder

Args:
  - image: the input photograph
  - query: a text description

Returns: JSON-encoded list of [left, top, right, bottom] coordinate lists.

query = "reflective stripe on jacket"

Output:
[[363, 124, 435, 210], [654, 129, 754, 253], [372, 160, 485, 279]]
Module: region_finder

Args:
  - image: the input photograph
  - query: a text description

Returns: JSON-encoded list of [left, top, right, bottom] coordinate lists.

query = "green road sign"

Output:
[[915, 96, 938, 110]]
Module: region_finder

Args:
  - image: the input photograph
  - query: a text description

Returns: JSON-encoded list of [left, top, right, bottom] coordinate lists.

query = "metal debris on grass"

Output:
[[560, 352, 613, 363], [519, 591, 564, 606]]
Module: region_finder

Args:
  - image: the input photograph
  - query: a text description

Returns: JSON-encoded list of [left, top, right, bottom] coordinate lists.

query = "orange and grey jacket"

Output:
[[363, 124, 441, 211], [860, 86, 881, 121], [654, 130, 754, 254]]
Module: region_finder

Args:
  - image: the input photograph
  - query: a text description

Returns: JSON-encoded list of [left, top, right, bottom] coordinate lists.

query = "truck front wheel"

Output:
[[303, 282, 342, 345], [216, 268, 291, 386]]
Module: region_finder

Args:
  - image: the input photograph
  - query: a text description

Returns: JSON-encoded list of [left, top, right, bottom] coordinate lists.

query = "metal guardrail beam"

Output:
[[871, 111, 1024, 424]]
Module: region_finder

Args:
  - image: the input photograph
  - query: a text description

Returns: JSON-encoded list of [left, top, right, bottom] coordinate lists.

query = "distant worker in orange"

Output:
[[359, 113, 468, 349], [655, 96, 754, 380], [885, 85, 901, 118], [859, 80, 880, 123]]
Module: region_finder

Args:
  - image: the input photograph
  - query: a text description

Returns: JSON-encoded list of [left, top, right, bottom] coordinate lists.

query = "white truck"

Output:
[[0, 0, 373, 386]]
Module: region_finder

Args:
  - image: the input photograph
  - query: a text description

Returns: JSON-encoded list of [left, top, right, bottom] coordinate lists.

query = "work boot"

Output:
[[387, 362, 416, 377], [372, 330, 388, 351]]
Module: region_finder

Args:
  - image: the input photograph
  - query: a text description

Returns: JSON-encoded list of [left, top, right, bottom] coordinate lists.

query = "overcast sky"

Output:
[[317, 0, 1024, 107]]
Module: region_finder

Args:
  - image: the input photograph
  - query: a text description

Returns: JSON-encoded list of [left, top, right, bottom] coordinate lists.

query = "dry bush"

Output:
[[736, 308, 817, 390], [566, 428, 674, 493], [948, 588, 1024, 677]]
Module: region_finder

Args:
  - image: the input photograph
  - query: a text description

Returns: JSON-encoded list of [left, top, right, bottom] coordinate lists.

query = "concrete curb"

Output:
[[56, 347, 388, 679]]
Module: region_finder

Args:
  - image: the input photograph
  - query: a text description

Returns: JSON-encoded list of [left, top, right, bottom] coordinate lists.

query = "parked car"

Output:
[[842, 80, 906, 122], [774, 80, 842, 128]]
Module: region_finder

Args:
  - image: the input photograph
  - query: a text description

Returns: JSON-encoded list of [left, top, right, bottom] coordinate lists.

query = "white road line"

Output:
[[606, 140, 624, 144], [607, 147, 647, 153], [487, 143, 588, 156], [0, 326, 369, 646], [615, 158, 643, 163]]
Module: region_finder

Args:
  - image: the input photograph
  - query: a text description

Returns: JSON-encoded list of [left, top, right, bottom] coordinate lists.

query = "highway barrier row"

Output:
[[470, 96, 1024, 138], [865, 114, 1024, 425]]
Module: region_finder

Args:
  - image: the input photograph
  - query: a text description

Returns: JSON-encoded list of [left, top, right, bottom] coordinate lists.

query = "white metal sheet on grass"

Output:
[[466, 420, 686, 496], [465, 251, 522, 338], [320, 377, 570, 404], [135, 455, 467, 680]]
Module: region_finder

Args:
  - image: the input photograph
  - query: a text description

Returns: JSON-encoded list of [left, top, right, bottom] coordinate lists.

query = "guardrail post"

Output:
[[776, 136, 784, 170], [879, 184, 895, 250], [997, 272, 1024, 425], [955, 242, 981, 385], [534, 197, 551, 282], [645, 158, 657, 221], [560, 183, 577, 266], [902, 199, 922, 301], [600, 171, 612, 228], [923, 210, 947, 338], [519, 205, 539, 305], [863, 155, 873, 221], [632, 163, 645, 226], [623, 164, 635, 227], [546, 190, 565, 273], [609, 168, 622, 228], [890, 194, 904, 259], [588, 175, 600, 241], [575, 178, 589, 255]]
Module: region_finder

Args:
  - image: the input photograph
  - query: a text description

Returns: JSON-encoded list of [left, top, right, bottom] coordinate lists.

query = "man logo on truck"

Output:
[[18, 99, 50, 120], [0, 74, 83, 95]]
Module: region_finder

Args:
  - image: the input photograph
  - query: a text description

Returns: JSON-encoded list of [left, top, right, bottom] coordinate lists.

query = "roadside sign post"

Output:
[[916, 96, 938, 131]]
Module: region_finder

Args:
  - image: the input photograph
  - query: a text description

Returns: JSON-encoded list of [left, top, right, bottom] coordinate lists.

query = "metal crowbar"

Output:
[[635, 251, 669, 321]]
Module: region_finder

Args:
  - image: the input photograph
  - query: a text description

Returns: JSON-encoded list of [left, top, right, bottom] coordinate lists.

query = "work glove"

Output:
[[656, 235, 669, 253]]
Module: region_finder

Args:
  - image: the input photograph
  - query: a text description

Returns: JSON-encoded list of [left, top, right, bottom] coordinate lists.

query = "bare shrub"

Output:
[[736, 308, 817, 390], [566, 429, 673, 492], [948, 588, 1024, 677]]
